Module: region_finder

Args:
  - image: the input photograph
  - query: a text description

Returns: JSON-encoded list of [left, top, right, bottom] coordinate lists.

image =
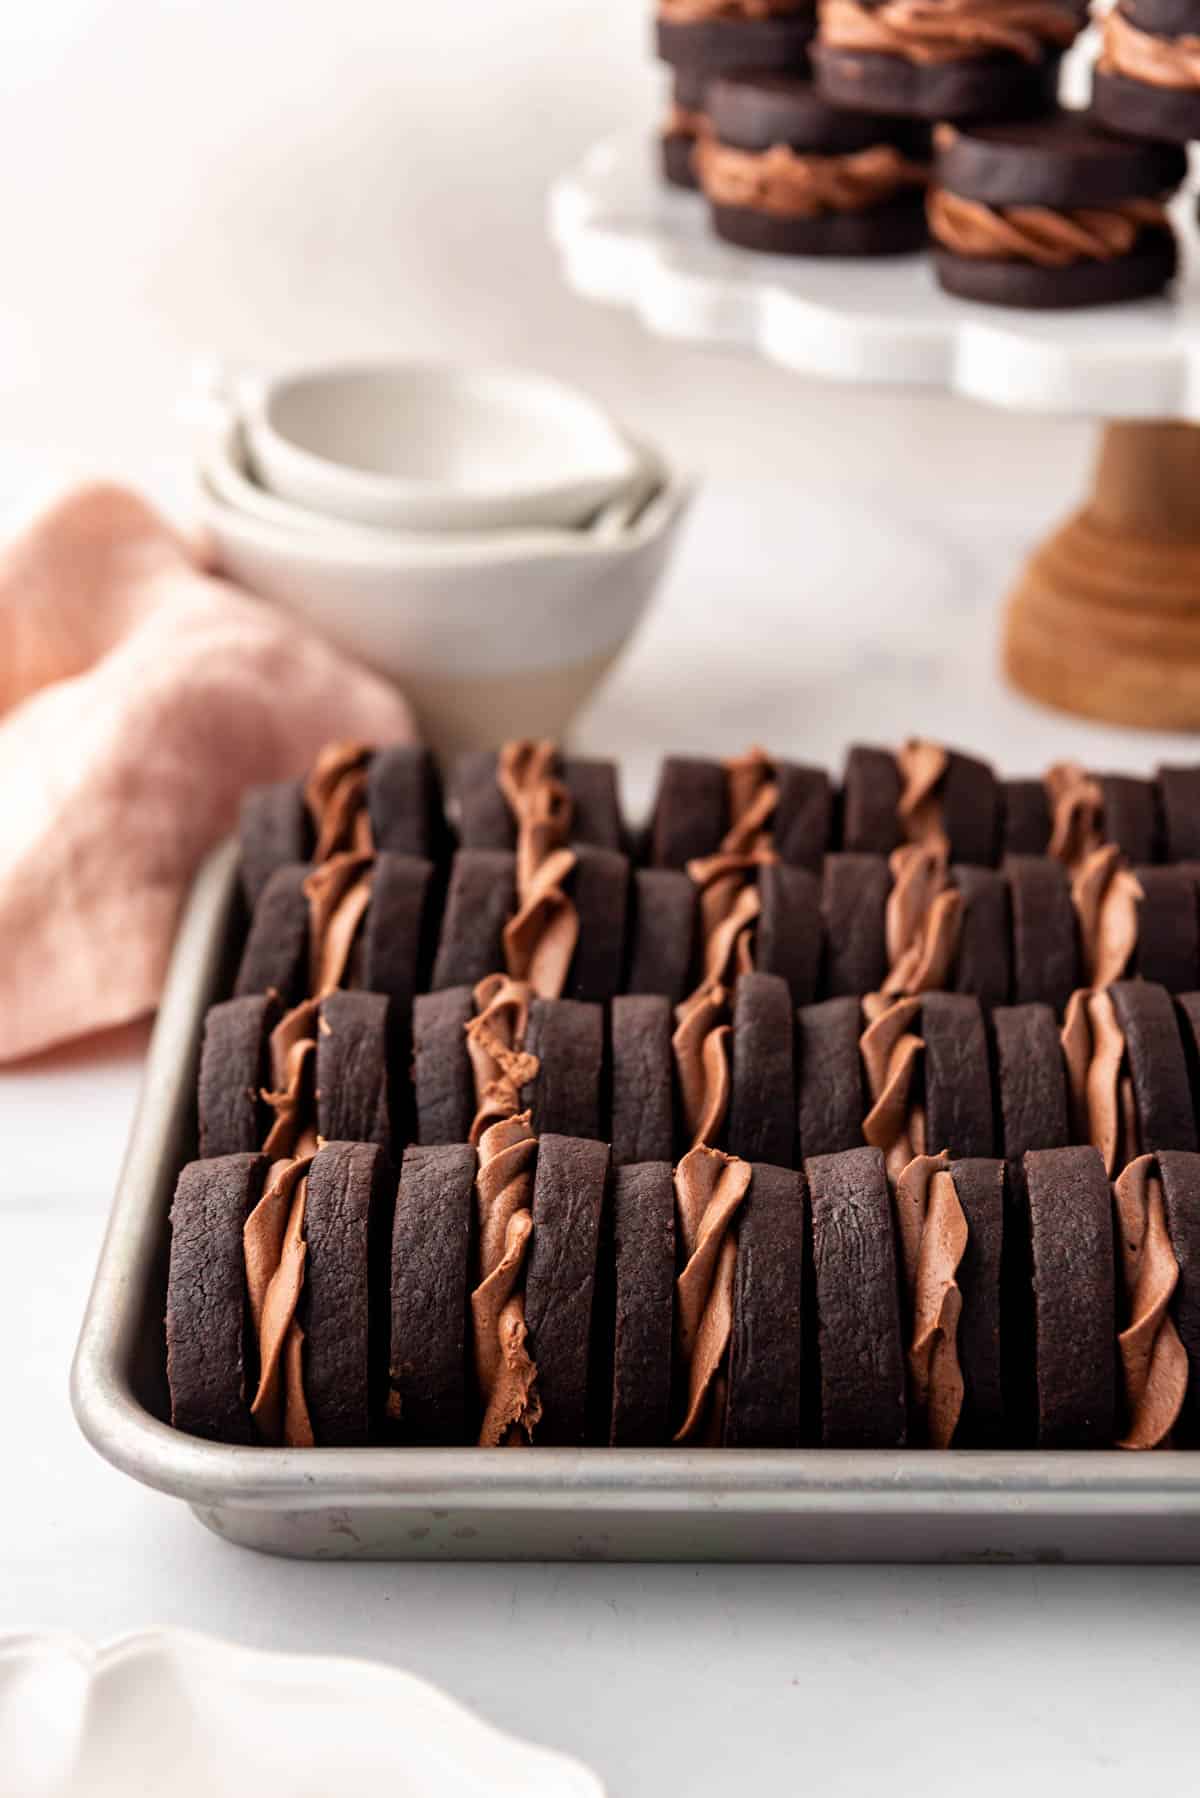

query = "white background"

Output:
[[2, 3, 1199, 1794]]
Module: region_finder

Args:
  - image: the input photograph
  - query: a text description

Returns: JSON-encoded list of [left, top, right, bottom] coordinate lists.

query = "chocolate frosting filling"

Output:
[[928, 188, 1169, 267], [1101, 7, 1200, 89], [304, 739, 374, 861], [881, 740, 962, 998], [699, 140, 929, 218], [1043, 762, 1143, 988], [673, 1145, 753, 1443], [1061, 987, 1140, 1177], [1114, 1154, 1189, 1449], [667, 103, 710, 139], [244, 1153, 316, 1448], [861, 993, 928, 1184], [894, 1151, 968, 1447], [471, 1112, 542, 1446], [820, 0, 1081, 64], [661, 0, 808, 18]]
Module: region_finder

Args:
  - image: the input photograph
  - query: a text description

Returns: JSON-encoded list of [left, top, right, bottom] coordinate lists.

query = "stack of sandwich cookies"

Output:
[[811, 0, 1084, 121], [697, 73, 932, 255], [1092, 0, 1200, 143], [927, 111, 1186, 308]]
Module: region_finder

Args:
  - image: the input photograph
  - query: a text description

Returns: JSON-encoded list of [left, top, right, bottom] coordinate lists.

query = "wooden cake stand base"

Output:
[[1005, 421, 1200, 732]]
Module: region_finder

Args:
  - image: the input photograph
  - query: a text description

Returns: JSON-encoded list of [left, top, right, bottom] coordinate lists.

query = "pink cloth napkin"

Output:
[[0, 483, 416, 1063]]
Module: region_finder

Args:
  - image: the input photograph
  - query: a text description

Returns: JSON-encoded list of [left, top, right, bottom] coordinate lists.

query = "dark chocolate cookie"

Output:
[[521, 999, 604, 1140], [430, 850, 516, 991], [812, 40, 1062, 123], [725, 1163, 807, 1448], [1006, 855, 1079, 1014], [390, 1142, 475, 1444], [1134, 866, 1199, 993], [710, 195, 927, 257], [451, 750, 514, 849], [238, 780, 310, 911], [1001, 777, 1051, 856], [525, 1134, 610, 1445], [567, 846, 630, 1003], [952, 864, 1011, 1010], [806, 1145, 906, 1447], [921, 992, 994, 1158], [303, 1140, 390, 1446], [649, 757, 726, 868], [412, 986, 475, 1147], [840, 745, 901, 855], [951, 1157, 1006, 1446], [932, 235, 1178, 310], [367, 745, 444, 863], [656, 8, 817, 75], [361, 853, 435, 1032], [728, 973, 796, 1167], [1092, 67, 1200, 146], [774, 761, 834, 870], [756, 861, 822, 1005], [166, 1153, 268, 1444], [564, 757, 624, 852], [1157, 764, 1200, 863], [992, 1003, 1069, 1162], [1024, 1145, 1115, 1448], [1109, 980, 1197, 1155], [234, 861, 310, 1005], [1099, 773, 1160, 865], [942, 751, 1001, 867], [662, 127, 700, 189], [796, 996, 863, 1159], [198, 993, 278, 1158], [934, 112, 1187, 209], [1158, 1149, 1200, 1445], [316, 990, 392, 1155], [609, 1161, 676, 1447], [610, 995, 675, 1167], [821, 854, 889, 996], [626, 868, 697, 1004]]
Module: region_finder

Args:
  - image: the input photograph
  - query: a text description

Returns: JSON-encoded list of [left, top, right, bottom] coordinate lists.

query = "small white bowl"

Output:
[[240, 361, 641, 534], [196, 422, 692, 760]]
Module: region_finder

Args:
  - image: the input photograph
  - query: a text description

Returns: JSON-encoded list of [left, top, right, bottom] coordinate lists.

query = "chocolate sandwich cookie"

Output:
[[521, 998, 604, 1140], [1108, 980, 1197, 1156], [412, 986, 475, 1147], [1133, 865, 1199, 993], [524, 1134, 610, 1445], [430, 850, 516, 990], [992, 1003, 1069, 1163], [700, 76, 930, 257], [950, 1157, 1006, 1445], [1173, 991, 1200, 1126], [822, 853, 889, 995], [366, 745, 445, 863], [728, 973, 796, 1166], [565, 846, 631, 1004], [754, 862, 822, 1004], [841, 745, 901, 855], [1157, 1150, 1200, 1444], [649, 757, 727, 868], [166, 1153, 268, 1443], [360, 853, 436, 1039], [950, 865, 1011, 1008], [841, 742, 999, 862], [656, 0, 817, 76], [626, 869, 698, 1004], [1097, 773, 1160, 865], [1006, 855, 1079, 1014], [315, 990, 392, 1154], [1093, 0, 1200, 143], [389, 1143, 475, 1444], [929, 748, 1002, 868], [796, 996, 864, 1158], [238, 780, 310, 911], [198, 994, 279, 1158], [1001, 777, 1051, 857], [609, 1162, 676, 1446], [774, 762, 835, 870], [1157, 764, 1200, 863], [813, 0, 1078, 122], [663, 68, 709, 190], [921, 992, 994, 1157], [453, 751, 623, 853], [725, 1163, 807, 1447], [1024, 1146, 1115, 1447], [234, 861, 310, 1005], [928, 114, 1185, 310], [806, 1145, 907, 1446], [302, 1140, 390, 1446], [611, 995, 675, 1166]]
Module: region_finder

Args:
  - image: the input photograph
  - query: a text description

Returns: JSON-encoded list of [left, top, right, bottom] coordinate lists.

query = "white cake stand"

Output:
[[549, 125, 1200, 730]]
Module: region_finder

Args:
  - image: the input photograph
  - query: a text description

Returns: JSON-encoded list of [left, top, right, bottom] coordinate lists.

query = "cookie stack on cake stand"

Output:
[[553, 6, 1200, 731]]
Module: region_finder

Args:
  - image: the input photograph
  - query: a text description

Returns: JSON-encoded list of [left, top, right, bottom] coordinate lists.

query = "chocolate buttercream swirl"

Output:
[[466, 973, 540, 1142], [861, 993, 928, 1183], [1045, 761, 1105, 868], [244, 1152, 316, 1448], [261, 996, 321, 1160], [674, 986, 734, 1149], [1114, 1154, 1189, 1450], [471, 1112, 542, 1447], [497, 740, 579, 1000], [882, 843, 963, 996], [660, 0, 808, 19], [896, 738, 950, 850], [1101, 7, 1200, 90], [673, 1145, 753, 1444], [820, 0, 1081, 63], [667, 103, 710, 139], [303, 851, 374, 998], [928, 187, 1168, 267], [304, 739, 374, 862], [894, 1151, 968, 1447], [699, 139, 929, 218], [1061, 987, 1140, 1177], [1070, 843, 1143, 991]]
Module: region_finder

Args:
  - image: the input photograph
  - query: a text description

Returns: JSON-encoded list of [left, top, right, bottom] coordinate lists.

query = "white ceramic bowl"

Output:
[[0, 1629, 604, 1797], [241, 361, 641, 533], [196, 422, 692, 760]]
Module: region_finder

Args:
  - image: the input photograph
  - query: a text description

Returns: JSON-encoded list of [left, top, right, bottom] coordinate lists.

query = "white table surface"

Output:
[[7, 477, 1200, 1795]]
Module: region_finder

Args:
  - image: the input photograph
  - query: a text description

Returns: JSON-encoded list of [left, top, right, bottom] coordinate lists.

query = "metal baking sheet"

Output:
[[71, 842, 1200, 1562]]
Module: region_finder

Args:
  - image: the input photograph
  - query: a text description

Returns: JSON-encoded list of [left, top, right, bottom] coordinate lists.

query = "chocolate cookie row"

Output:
[[166, 1134, 1200, 1451]]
